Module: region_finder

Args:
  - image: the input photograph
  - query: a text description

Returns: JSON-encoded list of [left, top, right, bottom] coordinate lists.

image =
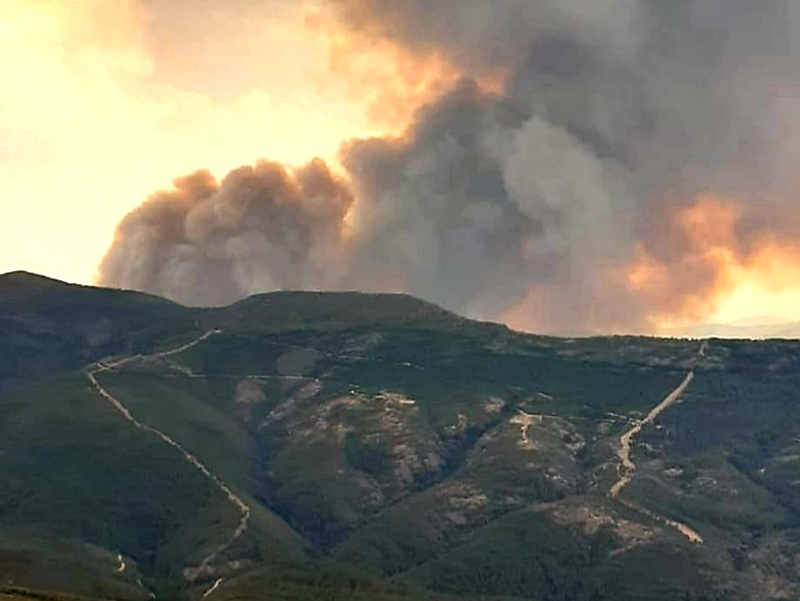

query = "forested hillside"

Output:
[[1, 272, 799, 601]]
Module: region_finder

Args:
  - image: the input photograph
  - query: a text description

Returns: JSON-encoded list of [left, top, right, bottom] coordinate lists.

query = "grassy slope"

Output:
[[0, 374, 244, 596], [0, 538, 145, 601], [0, 272, 196, 396], [94, 370, 308, 564]]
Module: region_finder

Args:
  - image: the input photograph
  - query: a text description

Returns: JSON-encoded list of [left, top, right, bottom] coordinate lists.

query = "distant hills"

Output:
[[663, 315, 800, 339]]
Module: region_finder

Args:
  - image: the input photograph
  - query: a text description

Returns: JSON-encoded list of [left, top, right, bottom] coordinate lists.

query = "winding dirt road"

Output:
[[608, 342, 707, 544], [202, 578, 223, 598], [87, 330, 251, 583]]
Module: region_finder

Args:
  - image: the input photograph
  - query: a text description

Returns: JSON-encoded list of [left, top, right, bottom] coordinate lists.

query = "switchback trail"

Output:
[[608, 341, 708, 544], [87, 330, 251, 584]]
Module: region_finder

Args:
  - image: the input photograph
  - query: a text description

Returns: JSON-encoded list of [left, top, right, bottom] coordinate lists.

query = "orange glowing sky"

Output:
[[3, 0, 800, 331], [627, 197, 800, 331]]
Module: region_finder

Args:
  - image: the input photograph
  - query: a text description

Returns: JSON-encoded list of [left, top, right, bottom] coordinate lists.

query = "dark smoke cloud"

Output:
[[99, 0, 800, 333]]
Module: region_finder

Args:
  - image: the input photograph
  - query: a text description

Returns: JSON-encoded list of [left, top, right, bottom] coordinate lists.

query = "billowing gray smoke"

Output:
[[99, 160, 353, 307], [99, 0, 800, 333]]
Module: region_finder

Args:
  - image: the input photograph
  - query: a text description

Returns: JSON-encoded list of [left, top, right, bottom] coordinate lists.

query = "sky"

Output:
[[4, 0, 800, 335], [0, 0, 382, 283]]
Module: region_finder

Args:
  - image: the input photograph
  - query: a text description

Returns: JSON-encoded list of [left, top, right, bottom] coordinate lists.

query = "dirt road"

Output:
[[609, 370, 695, 498], [87, 330, 251, 582], [202, 578, 223, 598], [608, 342, 707, 544]]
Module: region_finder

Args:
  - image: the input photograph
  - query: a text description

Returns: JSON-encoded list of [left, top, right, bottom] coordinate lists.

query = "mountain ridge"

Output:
[[2, 272, 800, 600]]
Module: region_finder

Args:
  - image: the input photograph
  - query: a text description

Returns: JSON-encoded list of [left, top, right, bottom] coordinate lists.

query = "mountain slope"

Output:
[[0, 271, 192, 396], [1, 274, 800, 600]]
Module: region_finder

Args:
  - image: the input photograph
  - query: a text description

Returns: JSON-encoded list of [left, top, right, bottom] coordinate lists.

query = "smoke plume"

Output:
[[99, 159, 353, 306], [99, 0, 800, 334]]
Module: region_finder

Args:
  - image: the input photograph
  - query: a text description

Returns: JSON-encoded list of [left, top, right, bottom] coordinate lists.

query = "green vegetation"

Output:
[[409, 508, 650, 601], [0, 589, 111, 601], [0, 374, 241, 594], [2, 273, 800, 600], [345, 433, 391, 476], [205, 565, 517, 601]]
